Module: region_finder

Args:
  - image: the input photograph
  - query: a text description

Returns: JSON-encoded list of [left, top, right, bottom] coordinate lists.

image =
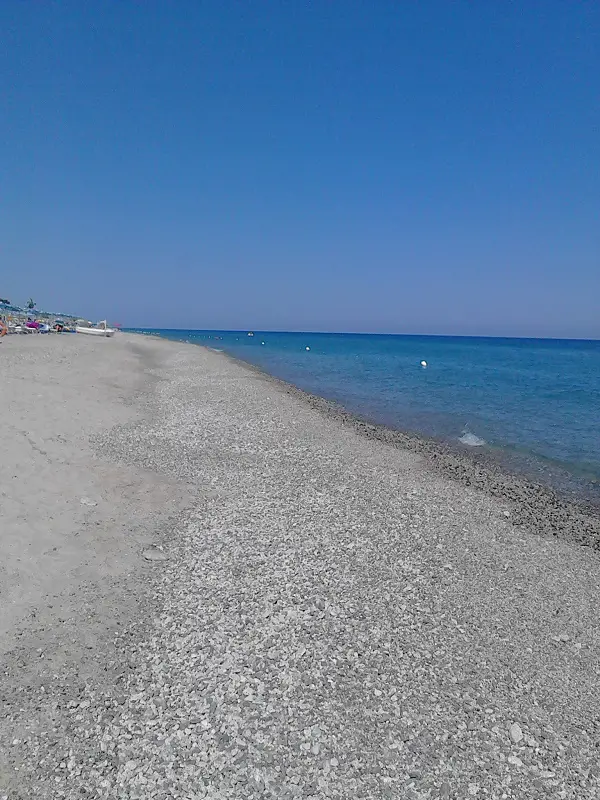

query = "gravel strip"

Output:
[[220, 352, 600, 550], [3, 337, 600, 799]]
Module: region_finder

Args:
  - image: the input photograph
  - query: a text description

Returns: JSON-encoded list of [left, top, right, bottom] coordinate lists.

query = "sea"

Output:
[[133, 330, 600, 504]]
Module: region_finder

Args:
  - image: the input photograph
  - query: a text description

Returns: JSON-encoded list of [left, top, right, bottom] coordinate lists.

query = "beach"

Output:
[[1, 333, 599, 798]]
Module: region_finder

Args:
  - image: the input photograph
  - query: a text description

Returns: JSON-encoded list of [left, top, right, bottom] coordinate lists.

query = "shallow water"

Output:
[[134, 330, 600, 501]]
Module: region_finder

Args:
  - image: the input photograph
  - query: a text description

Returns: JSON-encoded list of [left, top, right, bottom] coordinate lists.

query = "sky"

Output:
[[1, 1, 598, 337]]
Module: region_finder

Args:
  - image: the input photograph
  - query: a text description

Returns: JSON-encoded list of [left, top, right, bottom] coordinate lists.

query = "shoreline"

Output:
[[138, 329, 600, 508], [198, 341, 600, 553]]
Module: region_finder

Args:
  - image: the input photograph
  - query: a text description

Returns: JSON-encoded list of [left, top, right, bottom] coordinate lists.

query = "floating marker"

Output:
[[306, 346, 311, 351], [261, 341, 265, 345], [420, 360, 427, 367]]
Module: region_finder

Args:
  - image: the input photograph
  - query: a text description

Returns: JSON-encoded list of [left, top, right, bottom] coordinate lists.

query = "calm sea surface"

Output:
[[135, 330, 600, 502]]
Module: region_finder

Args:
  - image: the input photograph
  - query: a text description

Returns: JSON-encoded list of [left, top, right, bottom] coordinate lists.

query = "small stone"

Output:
[[408, 770, 421, 779], [439, 782, 451, 799], [508, 755, 523, 767], [80, 497, 97, 507], [143, 546, 168, 562], [509, 723, 523, 744]]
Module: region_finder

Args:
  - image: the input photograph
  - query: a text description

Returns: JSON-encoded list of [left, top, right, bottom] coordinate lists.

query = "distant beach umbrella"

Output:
[[0, 302, 24, 313]]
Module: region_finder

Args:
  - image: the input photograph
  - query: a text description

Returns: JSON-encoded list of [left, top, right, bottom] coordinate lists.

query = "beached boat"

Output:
[[76, 320, 116, 337]]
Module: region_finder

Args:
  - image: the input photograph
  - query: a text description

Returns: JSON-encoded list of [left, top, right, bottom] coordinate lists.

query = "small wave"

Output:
[[459, 431, 486, 447], [208, 347, 224, 352]]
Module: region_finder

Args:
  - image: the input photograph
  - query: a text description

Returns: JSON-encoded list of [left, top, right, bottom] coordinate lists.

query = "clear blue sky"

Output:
[[1, 1, 598, 336]]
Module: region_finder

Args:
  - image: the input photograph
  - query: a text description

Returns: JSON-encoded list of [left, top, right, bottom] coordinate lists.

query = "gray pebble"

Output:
[[509, 722, 523, 744], [142, 546, 168, 562]]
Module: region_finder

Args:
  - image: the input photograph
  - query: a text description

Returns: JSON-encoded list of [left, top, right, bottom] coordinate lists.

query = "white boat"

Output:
[[76, 320, 116, 337]]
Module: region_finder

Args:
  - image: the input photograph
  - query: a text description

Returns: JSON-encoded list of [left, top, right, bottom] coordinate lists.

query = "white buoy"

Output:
[[420, 360, 427, 367], [306, 346, 310, 351], [261, 341, 265, 345]]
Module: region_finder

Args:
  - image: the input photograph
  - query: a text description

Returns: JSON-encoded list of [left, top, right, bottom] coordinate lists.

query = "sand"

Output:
[[0, 335, 194, 675], [1, 332, 599, 799]]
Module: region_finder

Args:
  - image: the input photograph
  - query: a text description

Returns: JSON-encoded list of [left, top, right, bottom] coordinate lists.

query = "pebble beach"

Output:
[[1, 332, 599, 799]]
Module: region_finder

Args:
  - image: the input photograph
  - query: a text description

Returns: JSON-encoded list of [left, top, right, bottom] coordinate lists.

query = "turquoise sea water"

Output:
[[135, 330, 600, 502]]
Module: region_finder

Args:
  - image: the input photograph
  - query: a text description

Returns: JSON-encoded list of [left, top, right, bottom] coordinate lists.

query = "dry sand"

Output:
[[1, 332, 599, 799], [0, 334, 194, 671]]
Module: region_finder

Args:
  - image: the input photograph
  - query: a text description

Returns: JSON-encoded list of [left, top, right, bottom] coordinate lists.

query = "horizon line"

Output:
[[125, 327, 600, 343]]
